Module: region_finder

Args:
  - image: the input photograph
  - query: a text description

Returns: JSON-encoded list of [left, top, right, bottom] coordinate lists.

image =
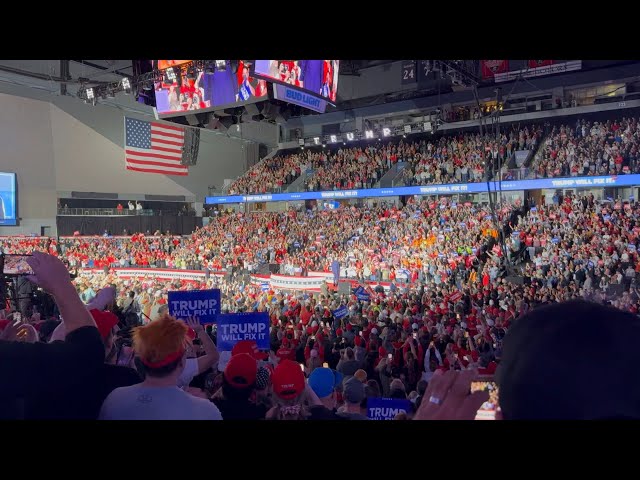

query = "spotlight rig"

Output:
[[76, 60, 238, 107]]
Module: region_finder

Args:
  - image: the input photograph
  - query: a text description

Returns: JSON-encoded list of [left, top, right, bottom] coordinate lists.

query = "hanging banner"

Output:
[[481, 60, 509, 79]]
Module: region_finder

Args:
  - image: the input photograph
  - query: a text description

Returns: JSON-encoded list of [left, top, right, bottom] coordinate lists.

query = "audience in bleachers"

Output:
[[531, 117, 640, 178]]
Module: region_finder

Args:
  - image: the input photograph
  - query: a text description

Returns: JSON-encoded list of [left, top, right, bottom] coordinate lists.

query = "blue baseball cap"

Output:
[[308, 368, 343, 398]]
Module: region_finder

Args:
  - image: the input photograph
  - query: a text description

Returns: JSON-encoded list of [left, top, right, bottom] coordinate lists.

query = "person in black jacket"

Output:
[[211, 353, 266, 420], [0, 251, 104, 417], [24, 309, 141, 419]]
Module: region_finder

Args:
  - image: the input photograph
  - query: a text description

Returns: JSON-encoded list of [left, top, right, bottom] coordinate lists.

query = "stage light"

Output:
[[423, 121, 432, 132], [382, 127, 391, 137], [86, 88, 95, 100], [404, 125, 412, 134], [215, 60, 226, 71], [298, 138, 305, 146], [403, 134, 406, 138], [330, 135, 337, 143], [343, 141, 346, 145], [322, 144, 326, 148], [364, 130, 374, 139], [313, 137, 320, 145], [346, 132, 355, 141], [121, 77, 131, 94]]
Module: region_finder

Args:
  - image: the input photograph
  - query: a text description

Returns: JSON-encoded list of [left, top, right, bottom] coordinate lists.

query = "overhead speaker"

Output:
[[244, 103, 260, 117]]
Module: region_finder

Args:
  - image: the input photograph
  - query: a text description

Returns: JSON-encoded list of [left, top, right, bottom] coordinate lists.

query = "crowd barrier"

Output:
[[77, 267, 393, 292]]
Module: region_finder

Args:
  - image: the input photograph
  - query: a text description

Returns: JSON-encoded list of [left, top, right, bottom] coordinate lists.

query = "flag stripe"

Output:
[[125, 117, 189, 176], [126, 158, 189, 169], [151, 122, 185, 133], [126, 149, 182, 161], [152, 138, 183, 147], [126, 146, 182, 158], [126, 165, 188, 176], [151, 128, 184, 139]]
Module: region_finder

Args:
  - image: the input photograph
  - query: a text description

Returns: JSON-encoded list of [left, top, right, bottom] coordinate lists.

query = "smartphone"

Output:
[[2, 254, 34, 276], [387, 353, 393, 359], [413, 332, 418, 339], [116, 345, 135, 367], [471, 380, 500, 420], [299, 363, 305, 372], [322, 362, 329, 368]]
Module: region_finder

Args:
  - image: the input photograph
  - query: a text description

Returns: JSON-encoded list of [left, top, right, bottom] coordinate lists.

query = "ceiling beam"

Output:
[[70, 60, 133, 79]]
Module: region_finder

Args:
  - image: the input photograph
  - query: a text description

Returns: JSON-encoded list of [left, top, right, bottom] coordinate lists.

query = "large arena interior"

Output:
[[1, 59, 639, 420]]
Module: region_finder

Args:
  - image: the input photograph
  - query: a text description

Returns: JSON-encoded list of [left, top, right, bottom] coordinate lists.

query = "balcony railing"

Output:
[[57, 208, 196, 216]]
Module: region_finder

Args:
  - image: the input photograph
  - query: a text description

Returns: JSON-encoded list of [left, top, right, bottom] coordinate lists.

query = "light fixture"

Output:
[[122, 77, 131, 94], [86, 87, 95, 100], [298, 138, 305, 146], [322, 144, 326, 148]]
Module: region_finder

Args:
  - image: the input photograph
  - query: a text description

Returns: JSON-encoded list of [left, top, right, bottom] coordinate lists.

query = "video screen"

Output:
[[157, 60, 191, 70], [3, 255, 33, 276], [0, 172, 17, 226], [253, 60, 339, 103], [154, 60, 269, 116]]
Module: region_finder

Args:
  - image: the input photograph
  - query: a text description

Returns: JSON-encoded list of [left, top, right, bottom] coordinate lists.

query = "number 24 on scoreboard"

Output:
[[401, 61, 417, 84]]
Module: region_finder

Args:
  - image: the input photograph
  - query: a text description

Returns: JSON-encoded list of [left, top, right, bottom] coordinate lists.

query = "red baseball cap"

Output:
[[224, 353, 257, 389], [89, 309, 119, 340], [271, 359, 305, 400], [232, 340, 268, 360]]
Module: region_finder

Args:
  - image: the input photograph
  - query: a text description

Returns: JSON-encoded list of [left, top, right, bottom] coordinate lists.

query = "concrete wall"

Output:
[[50, 95, 248, 202], [50, 103, 195, 199], [0, 93, 57, 235]]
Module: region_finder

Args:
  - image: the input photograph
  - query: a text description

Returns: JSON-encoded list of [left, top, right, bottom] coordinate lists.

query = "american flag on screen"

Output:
[[124, 117, 189, 176]]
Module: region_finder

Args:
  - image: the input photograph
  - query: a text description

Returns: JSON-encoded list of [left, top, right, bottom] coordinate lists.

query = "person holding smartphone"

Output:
[[0, 252, 105, 418]]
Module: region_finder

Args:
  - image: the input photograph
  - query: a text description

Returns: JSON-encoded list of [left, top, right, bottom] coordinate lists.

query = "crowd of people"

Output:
[[530, 117, 640, 178], [226, 124, 544, 196], [227, 153, 309, 195], [2, 188, 640, 419]]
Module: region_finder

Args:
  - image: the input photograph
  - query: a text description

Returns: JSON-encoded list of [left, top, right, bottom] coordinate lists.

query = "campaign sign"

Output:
[[367, 397, 412, 420], [333, 305, 348, 319], [168, 289, 220, 324], [353, 286, 371, 301], [216, 312, 270, 351]]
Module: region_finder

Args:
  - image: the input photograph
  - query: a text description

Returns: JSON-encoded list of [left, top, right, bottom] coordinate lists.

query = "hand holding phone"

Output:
[[471, 380, 500, 420], [2, 255, 34, 276]]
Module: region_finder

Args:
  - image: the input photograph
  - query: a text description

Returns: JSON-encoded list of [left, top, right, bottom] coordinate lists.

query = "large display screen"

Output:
[[154, 60, 268, 116], [0, 172, 17, 226], [253, 60, 339, 103]]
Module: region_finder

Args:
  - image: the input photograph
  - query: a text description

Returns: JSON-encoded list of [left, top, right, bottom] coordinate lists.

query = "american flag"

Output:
[[124, 117, 189, 176]]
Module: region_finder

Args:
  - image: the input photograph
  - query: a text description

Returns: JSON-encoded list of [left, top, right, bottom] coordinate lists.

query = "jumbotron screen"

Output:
[[253, 60, 339, 103], [0, 172, 17, 226], [154, 60, 268, 116]]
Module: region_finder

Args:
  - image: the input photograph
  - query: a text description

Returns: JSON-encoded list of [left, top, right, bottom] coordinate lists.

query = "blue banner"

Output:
[[205, 174, 640, 205], [216, 312, 270, 351], [367, 397, 412, 420], [168, 289, 220, 324], [333, 305, 348, 319], [353, 286, 371, 301]]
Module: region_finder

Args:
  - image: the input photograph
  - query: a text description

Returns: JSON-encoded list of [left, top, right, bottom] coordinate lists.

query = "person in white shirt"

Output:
[[99, 314, 222, 420]]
